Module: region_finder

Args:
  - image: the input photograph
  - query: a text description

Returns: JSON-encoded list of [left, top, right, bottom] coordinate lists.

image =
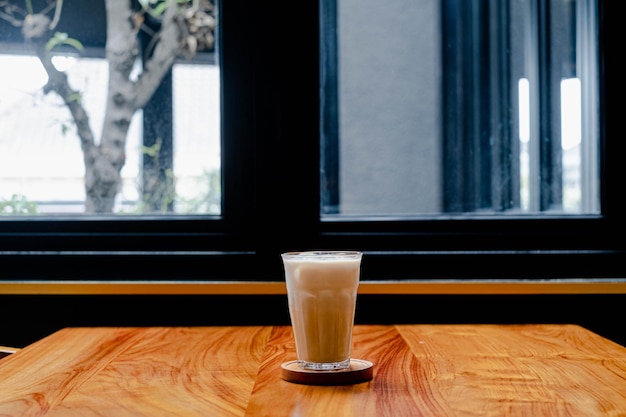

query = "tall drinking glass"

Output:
[[281, 251, 362, 370]]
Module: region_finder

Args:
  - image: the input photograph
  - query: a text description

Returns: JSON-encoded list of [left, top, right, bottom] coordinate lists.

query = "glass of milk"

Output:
[[281, 251, 362, 370]]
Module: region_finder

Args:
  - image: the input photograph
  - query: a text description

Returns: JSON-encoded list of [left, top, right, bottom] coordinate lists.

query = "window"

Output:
[[0, 1, 220, 215], [0, 0, 622, 282], [321, 0, 599, 216]]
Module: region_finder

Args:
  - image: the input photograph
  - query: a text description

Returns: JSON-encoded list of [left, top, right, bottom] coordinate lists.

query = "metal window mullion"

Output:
[[537, 0, 561, 211], [466, 1, 483, 211], [441, 0, 465, 213], [489, 0, 516, 211], [320, 0, 340, 215]]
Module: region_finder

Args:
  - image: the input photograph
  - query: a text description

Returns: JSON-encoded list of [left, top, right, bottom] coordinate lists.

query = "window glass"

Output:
[[321, 0, 599, 217], [172, 63, 221, 215], [0, 55, 143, 214], [0, 1, 220, 216]]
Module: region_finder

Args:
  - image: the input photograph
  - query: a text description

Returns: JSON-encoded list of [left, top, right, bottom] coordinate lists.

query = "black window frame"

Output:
[[0, 0, 623, 283]]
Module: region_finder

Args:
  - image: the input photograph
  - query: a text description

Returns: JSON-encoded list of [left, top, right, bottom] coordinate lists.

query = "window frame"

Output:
[[0, 0, 623, 283]]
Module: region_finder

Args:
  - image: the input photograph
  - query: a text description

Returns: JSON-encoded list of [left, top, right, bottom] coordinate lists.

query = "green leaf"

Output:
[[151, 2, 169, 17], [142, 143, 162, 157], [68, 92, 82, 104], [45, 32, 84, 52]]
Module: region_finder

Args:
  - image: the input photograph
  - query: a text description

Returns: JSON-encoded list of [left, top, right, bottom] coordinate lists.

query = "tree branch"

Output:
[[134, 0, 183, 109], [36, 42, 96, 156], [104, 0, 140, 91], [48, 0, 63, 30]]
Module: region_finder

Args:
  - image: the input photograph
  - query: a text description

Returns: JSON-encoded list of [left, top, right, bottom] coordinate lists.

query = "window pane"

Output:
[[0, 1, 220, 216], [0, 55, 141, 214], [321, 0, 599, 217], [172, 63, 221, 215]]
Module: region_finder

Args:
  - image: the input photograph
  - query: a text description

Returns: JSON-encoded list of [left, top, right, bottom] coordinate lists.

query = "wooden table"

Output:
[[1, 324, 625, 416]]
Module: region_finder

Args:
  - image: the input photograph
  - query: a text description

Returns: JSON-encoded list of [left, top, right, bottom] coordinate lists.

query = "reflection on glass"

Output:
[[321, 0, 599, 217], [560, 78, 582, 212]]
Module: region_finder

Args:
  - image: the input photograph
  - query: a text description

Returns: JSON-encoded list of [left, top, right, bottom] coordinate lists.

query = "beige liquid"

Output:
[[283, 253, 361, 367]]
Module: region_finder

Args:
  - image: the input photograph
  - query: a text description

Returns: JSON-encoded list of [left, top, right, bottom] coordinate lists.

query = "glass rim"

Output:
[[281, 250, 362, 260]]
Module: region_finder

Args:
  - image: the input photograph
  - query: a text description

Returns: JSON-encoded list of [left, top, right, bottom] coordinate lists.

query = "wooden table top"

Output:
[[0, 324, 625, 416]]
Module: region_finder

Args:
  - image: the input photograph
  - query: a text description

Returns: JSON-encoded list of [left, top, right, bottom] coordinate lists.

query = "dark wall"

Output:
[[1, 294, 624, 348]]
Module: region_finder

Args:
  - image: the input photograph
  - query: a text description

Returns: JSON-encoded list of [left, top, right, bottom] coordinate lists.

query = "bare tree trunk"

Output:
[[85, 0, 141, 213], [89, 0, 183, 213], [36, 0, 183, 213]]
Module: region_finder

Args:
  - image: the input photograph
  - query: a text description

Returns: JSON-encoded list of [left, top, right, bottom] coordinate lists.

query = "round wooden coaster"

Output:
[[281, 359, 374, 386]]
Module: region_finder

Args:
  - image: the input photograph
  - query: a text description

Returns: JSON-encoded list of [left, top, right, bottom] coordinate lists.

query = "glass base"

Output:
[[298, 358, 351, 371]]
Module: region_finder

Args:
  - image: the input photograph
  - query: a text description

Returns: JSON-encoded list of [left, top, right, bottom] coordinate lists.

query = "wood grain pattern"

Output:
[[0, 326, 271, 417], [0, 324, 625, 416], [396, 324, 626, 417]]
